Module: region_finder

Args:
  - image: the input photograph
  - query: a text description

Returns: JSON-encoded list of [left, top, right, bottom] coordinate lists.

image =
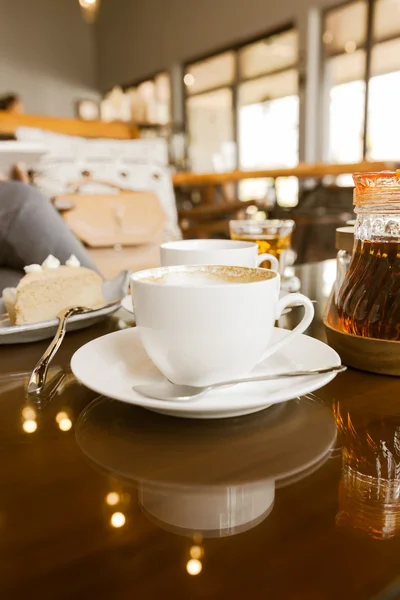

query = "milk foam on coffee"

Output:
[[142, 266, 274, 286]]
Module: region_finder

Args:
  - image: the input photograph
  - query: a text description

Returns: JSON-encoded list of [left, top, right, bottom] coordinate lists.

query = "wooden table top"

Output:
[[1, 260, 400, 600]]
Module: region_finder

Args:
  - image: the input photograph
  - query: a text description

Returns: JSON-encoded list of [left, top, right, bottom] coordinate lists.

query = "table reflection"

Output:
[[76, 396, 336, 538], [139, 479, 275, 537], [334, 398, 400, 540], [0, 367, 91, 442]]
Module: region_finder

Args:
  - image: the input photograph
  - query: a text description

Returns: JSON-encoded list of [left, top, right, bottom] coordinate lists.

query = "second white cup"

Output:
[[160, 239, 279, 271]]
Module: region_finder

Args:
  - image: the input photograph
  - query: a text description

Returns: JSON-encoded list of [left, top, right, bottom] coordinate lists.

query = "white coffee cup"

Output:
[[130, 265, 314, 387], [160, 239, 279, 271]]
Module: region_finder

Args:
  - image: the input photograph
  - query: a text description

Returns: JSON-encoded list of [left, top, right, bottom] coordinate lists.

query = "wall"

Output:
[[97, 0, 341, 91], [0, 0, 100, 117]]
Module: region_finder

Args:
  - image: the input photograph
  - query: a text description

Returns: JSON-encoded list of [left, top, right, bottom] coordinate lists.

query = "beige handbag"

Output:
[[55, 178, 166, 248], [54, 178, 166, 278]]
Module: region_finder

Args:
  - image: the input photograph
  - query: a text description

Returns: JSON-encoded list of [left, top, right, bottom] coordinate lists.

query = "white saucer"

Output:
[[70, 328, 341, 419]]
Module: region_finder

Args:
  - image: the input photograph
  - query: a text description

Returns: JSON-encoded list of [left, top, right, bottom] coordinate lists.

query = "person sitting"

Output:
[[0, 178, 99, 294], [0, 93, 24, 114], [0, 92, 24, 141]]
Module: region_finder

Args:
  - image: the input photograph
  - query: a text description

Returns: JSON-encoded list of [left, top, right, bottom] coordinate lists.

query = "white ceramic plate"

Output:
[[0, 271, 129, 344], [71, 327, 341, 419]]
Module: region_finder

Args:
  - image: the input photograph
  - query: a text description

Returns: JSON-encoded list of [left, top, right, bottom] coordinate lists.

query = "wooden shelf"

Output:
[[172, 161, 398, 187], [0, 112, 140, 139]]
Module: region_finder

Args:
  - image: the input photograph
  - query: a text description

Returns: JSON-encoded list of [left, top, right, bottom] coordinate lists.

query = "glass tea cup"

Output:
[[229, 219, 295, 275]]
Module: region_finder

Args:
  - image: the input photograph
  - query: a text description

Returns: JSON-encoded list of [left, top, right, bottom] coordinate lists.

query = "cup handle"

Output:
[[260, 293, 315, 361], [257, 253, 279, 272]]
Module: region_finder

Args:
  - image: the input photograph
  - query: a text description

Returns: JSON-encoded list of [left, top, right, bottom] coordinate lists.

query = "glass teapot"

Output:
[[337, 171, 400, 340]]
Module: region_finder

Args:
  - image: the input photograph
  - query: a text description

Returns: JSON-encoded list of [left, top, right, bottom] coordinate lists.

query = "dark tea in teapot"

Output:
[[337, 172, 400, 341]]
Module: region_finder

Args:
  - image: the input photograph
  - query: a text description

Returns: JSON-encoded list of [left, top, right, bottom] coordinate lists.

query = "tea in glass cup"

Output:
[[229, 220, 295, 274]]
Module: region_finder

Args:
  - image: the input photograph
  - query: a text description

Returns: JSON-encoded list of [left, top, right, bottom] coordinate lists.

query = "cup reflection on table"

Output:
[[334, 399, 400, 540], [76, 396, 337, 542], [230, 219, 295, 274], [139, 480, 275, 538]]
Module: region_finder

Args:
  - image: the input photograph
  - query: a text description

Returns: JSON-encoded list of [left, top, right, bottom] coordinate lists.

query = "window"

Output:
[[185, 52, 235, 95], [323, 0, 368, 54], [323, 0, 400, 165], [367, 0, 400, 159], [185, 52, 235, 172], [325, 51, 366, 163], [322, 1, 368, 164], [239, 30, 298, 79], [373, 0, 400, 41], [238, 30, 299, 206], [186, 88, 234, 173], [184, 28, 299, 196]]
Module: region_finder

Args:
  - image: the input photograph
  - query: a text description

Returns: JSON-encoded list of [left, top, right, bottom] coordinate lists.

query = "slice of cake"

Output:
[[3, 255, 104, 325]]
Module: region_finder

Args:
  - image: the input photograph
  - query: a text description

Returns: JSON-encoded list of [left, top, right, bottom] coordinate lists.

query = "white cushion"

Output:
[[16, 127, 180, 241]]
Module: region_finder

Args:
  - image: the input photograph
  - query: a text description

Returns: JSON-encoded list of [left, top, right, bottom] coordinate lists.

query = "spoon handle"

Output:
[[211, 365, 346, 389]]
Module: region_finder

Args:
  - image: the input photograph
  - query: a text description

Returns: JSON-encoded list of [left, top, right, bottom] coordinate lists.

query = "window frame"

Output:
[[182, 22, 298, 156], [322, 0, 400, 160]]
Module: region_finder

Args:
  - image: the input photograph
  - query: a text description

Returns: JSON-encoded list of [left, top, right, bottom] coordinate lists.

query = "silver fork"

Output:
[[27, 301, 118, 395]]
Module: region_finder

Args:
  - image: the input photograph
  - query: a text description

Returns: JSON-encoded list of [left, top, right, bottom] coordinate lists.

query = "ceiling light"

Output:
[[184, 73, 195, 87], [79, 0, 101, 24]]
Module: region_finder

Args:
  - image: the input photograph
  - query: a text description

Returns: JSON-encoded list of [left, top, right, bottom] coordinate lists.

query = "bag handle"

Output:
[[68, 177, 129, 194]]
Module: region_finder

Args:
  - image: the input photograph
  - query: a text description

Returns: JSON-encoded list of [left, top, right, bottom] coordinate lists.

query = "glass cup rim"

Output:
[[229, 219, 295, 229], [131, 264, 279, 289]]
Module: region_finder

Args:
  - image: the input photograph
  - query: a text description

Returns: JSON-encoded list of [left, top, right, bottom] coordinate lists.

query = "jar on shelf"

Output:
[[336, 171, 400, 340]]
